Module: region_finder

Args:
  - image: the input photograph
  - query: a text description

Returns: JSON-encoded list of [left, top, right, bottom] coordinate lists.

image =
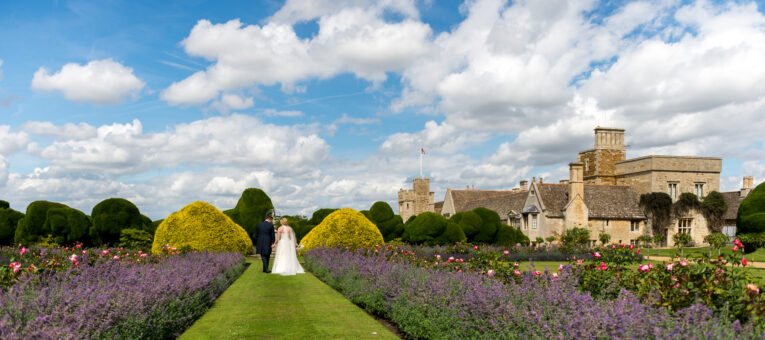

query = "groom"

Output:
[[255, 215, 275, 273]]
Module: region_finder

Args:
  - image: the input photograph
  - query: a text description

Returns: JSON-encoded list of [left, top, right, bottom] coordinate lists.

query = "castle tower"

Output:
[[398, 177, 435, 222], [577, 127, 626, 184]]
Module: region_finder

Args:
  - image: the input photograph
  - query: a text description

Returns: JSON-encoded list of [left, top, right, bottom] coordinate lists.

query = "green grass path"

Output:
[[180, 258, 398, 340]]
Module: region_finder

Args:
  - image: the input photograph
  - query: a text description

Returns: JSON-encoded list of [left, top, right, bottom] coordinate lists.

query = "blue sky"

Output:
[[1, 0, 765, 219]]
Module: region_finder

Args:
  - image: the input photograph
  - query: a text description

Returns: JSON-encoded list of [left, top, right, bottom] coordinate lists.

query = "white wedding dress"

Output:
[[271, 226, 305, 276]]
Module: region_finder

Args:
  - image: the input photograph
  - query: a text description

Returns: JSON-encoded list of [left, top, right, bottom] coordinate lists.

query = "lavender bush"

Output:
[[305, 247, 764, 339], [0, 251, 245, 339]]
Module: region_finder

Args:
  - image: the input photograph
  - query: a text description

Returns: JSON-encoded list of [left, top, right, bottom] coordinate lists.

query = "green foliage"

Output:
[[223, 188, 275, 243], [405, 215, 417, 225], [738, 232, 765, 253], [598, 233, 611, 245], [737, 181, 765, 252], [639, 192, 673, 236], [0, 200, 8, 209], [495, 224, 529, 246], [471, 208, 499, 243], [151, 219, 163, 234], [90, 198, 151, 246], [401, 212, 447, 245], [673, 192, 701, 217], [367, 202, 405, 242], [701, 191, 727, 233], [45, 207, 92, 246], [560, 227, 590, 252], [535, 237, 544, 246], [436, 221, 467, 245], [119, 228, 153, 249], [152, 201, 253, 255], [636, 235, 654, 248], [704, 233, 729, 256], [454, 211, 481, 241], [0, 207, 23, 246], [309, 208, 338, 225], [15, 200, 68, 245], [672, 232, 692, 258], [545, 236, 556, 244], [300, 208, 384, 251]]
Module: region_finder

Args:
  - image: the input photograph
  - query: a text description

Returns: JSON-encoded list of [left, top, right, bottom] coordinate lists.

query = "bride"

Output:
[[270, 217, 305, 276]]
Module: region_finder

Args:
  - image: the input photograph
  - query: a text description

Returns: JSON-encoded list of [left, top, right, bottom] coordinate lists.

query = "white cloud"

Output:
[[262, 109, 304, 117], [379, 120, 490, 156], [210, 93, 255, 113], [162, 7, 432, 106], [0, 155, 8, 187], [22, 121, 97, 141], [0, 126, 29, 155], [31, 59, 145, 105], [269, 0, 419, 24], [334, 113, 379, 125]]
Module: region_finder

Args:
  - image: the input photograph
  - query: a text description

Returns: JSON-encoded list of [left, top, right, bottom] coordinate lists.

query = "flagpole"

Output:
[[419, 150, 423, 178]]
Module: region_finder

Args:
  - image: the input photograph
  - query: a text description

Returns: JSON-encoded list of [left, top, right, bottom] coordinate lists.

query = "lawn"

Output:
[[647, 246, 765, 262], [180, 258, 398, 340]]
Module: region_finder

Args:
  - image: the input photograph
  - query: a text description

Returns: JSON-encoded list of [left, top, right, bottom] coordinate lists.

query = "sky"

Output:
[[1, 0, 765, 220]]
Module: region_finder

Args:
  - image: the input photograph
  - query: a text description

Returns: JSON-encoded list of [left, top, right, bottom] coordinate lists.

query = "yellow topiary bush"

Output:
[[151, 201, 253, 255], [300, 208, 384, 252]]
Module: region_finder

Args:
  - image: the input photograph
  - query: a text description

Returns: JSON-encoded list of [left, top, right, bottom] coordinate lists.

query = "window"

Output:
[[532, 215, 537, 229], [406, 203, 409, 209], [694, 183, 705, 198], [668, 182, 678, 199], [678, 219, 692, 235], [605, 220, 610, 227], [630, 221, 639, 232]]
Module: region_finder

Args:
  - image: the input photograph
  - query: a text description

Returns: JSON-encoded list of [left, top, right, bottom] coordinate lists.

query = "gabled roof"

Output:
[[535, 183, 645, 219], [720, 191, 745, 220], [449, 189, 516, 213], [461, 191, 528, 218]]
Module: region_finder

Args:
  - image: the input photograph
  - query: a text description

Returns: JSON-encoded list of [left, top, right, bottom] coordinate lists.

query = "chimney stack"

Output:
[[520, 180, 528, 190], [569, 162, 584, 204], [742, 176, 754, 197], [472, 184, 475, 190], [539, 177, 544, 183], [532, 176, 536, 183]]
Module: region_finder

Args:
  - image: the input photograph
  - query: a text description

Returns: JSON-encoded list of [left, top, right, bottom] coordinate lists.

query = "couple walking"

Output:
[[255, 216, 304, 275]]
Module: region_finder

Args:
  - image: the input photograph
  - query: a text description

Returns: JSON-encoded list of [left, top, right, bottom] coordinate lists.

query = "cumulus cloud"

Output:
[[31, 59, 145, 105], [0, 155, 7, 187], [334, 113, 379, 125], [162, 6, 432, 105], [22, 121, 97, 141], [0, 126, 29, 155], [269, 0, 419, 24], [379, 120, 490, 156]]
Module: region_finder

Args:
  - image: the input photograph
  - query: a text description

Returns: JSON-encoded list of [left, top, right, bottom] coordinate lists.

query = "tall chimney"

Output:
[[532, 176, 536, 183], [569, 162, 584, 204], [520, 180, 528, 190], [594, 127, 626, 150], [742, 176, 754, 197], [539, 177, 544, 183]]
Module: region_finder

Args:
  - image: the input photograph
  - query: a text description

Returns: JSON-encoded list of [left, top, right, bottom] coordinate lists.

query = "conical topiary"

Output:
[[224, 188, 274, 242], [300, 208, 383, 252], [152, 201, 253, 255]]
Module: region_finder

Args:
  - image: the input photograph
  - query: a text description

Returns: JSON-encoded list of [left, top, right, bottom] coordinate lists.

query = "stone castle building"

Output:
[[398, 177, 435, 222], [433, 126, 753, 247]]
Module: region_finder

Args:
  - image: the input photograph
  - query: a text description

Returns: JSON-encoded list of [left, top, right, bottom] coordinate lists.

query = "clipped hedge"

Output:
[[495, 223, 529, 246], [737, 181, 765, 253], [152, 201, 253, 255], [15, 201, 68, 245], [0, 200, 8, 209], [224, 188, 274, 242], [309, 208, 338, 225], [402, 212, 448, 245], [436, 220, 467, 245], [472, 207, 500, 243], [120, 228, 153, 249], [368, 201, 405, 241], [452, 211, 482, 241], [90, 198, 152, 246], [45, 206, 92, 246], [0, 207, 23, 245], [300, 208, 383, 252]]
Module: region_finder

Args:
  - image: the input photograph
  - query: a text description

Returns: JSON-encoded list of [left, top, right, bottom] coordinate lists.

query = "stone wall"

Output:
[[586, 219, 644, 245], [398, 178, 435, 222], [578, 149, 626, 184], [615, 156, 721, 197]]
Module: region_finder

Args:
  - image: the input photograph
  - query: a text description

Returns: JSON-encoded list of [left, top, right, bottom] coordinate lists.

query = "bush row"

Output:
[[400, 208, 529, 246]]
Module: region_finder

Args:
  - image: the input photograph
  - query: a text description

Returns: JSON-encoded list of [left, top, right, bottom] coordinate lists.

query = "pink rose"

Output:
[[20, 247, 27, 255], [612, 244, 616, 249], [82, 250, 86, 254], [436, 255, 441, 261], [639, 265, 649, 272], [636, 249, 640, 254], [474, 246, 479, 250], [514, 269, 521, 276], [743, 257, 748, 266], [628, 244, 634, 250], [76, 244, 82, 249], [746, 283, 760, 294], [487, 270, 495, 277], [10, 262, 21, 274], [734, 238, 742, 247], [503, 250, 509, 255], [599, 262, 607, 270], [113, 255, 120, 260], [648, 263, 654, 269], [680, 260, 688, 267], [533, 271, 542, 276], [673, 283, 681, 289], [448, 256, 454, 263], [558, 264, 564, 271], [733, 245, 739, 252], [552, 273, 559, 278], [513, 262, 520, 267], [666, 263, 674, 271], [593, 252, 602, 259]]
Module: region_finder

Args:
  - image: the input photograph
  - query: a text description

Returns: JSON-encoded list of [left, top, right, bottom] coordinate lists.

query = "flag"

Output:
[[420, 148, 425, 155]]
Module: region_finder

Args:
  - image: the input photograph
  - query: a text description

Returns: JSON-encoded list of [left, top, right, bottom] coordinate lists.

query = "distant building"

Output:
[[398, 177, 435, 222], [720, 176, 754, 238], [439, 185, 516, 218]]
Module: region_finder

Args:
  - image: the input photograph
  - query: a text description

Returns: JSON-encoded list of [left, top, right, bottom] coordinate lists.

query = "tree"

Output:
[[368, 202, 405, 241], [535, 237, 544, 246], [598, 233, 611, 246], [736, 181, 765, 253], [90, 198, 151, 246], [0, 200, 9, 209], [704, 233, 729, 257], [560, 227, 590, 251], [545, 236, 556, 245], [701, 191, 727, 233], [640, 193, 673, 239], [45, 207, 92, 246], [15, 201, 68, 245], [495, 224, 528, 246], [672, 232, 692, 258], [636, 235, 654, 260], [402, 212, 447, 245], [224, 188, 275, 243]]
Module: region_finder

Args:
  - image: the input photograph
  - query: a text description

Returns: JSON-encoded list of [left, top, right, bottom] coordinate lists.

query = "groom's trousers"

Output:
[[261, 254, 270, 272]]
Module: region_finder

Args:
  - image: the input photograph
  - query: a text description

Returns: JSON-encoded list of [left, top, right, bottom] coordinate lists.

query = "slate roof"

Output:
[[720, 191, 745, 220], [535, 183, 645, 219], [450, 190, 516, 213], [434, 201, 444, 214], [461, 191, 528, 218]]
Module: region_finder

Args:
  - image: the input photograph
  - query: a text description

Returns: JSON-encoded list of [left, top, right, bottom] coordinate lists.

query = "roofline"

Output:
[[616, 155, 722, 164]]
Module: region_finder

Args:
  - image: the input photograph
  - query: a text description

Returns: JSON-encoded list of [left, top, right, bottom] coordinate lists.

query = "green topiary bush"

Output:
[[224, 188, 274, 242], [45, 207, 92, 246], [737, 181, 765, 253], [368, 201, 405, 241], [0, 200, 9, 209], [0, 207, 23, 245], [454, 211, 482, 241], [90, 198, 151, 246], [436, 220, 467, 245], [300, 208, 383, 251], [495, 224, 529, 246], [402, 212, 447, 245], [15, 201, 68, 245], [309, 208, 338, 225], [152, 201, 253, 255], [471, 208, 500, 243], [120, 228, 153, 249]]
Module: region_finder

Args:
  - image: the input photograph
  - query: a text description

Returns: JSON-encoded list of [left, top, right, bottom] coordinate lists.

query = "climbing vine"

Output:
[[639, 192, 673, 237]]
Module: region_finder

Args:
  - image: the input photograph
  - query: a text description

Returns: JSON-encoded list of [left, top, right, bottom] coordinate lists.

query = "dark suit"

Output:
[[255, 220, 275, 272]]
